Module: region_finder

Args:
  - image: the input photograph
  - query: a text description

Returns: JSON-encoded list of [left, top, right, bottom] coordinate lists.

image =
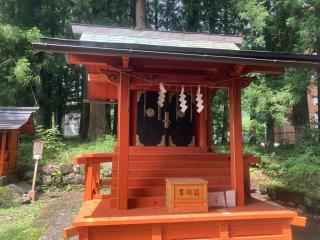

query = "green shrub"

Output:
[[36, 126, 65, 150], [247, 139, 320, 199]]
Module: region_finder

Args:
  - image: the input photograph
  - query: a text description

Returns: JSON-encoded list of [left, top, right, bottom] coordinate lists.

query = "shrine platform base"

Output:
[[64, 198, 305, 240]]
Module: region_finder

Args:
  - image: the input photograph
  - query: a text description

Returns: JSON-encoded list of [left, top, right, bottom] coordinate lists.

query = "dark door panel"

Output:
[[136, 91, 164, 146], [136, 91, 195, 146]]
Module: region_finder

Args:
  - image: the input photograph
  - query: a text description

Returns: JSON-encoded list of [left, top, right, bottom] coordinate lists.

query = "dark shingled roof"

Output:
[[32, 24, 320, 69], [0, 107, 38, 130]]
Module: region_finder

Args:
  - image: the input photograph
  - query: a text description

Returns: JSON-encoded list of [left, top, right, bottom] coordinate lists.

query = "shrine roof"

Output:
[[72, 24, 242, 51], [32, 24, 320, 69], [0, 107, 38, 132]]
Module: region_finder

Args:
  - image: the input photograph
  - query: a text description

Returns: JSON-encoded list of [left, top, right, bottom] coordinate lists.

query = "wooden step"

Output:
[[111, 196, 165, 208], [113, 161, 230, 170], [111, 177, 230, 188], [112, 154, 230, 164], [129, 168, 229, 178], [111, 185, 230, 197], [128, 152, 230, 161], [128, 196, 165, 208], [112, 168, 229, 178]]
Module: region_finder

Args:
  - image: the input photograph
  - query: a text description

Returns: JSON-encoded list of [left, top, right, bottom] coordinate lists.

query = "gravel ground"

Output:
[[37, 191, 82, 240]]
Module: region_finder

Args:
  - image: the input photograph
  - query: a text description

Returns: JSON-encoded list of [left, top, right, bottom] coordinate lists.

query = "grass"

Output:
[[18, 134, 116, 171], [0, 201, 45, 240], [0, 134, 116, 239]]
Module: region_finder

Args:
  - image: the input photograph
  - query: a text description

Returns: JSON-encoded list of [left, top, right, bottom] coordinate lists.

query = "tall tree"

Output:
[[72, 0, 134, 138], [136, 0, 146, 29], [298, 1, 320, 140], [181, 0, 201, 32]]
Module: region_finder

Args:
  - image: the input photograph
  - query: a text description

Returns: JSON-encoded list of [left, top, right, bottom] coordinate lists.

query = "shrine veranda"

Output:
[[33, 24, 320, 240]]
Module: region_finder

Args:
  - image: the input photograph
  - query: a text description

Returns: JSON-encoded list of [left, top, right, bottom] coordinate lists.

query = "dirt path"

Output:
[[37, 191, 82, 240], [251, 170, 320, 240]]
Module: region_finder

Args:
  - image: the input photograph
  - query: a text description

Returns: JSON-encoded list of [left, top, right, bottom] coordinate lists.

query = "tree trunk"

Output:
[[221, 100, 228, 145], [56, 108, 63, 133], [80, 68, 89, 139], [317, 70, 320, 142], [249, 111, 257, 145], [38, 69, 52, 129], [88, 103, 106, 139], [113, 103, 118, 136], [266, 113, 274, 147], [41, 107, 52, 129], [136, 0, 146, 29], [292, 88, 310, 142], [154, 0, 159, 30], [80, 103, 90, 139], [106, 104, 112, 134], [56, 77, 63, 133]]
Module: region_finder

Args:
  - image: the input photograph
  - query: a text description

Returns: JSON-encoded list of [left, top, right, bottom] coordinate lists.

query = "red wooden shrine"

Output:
[[0, 107, 37, 178], [33, 24, 320, 240]]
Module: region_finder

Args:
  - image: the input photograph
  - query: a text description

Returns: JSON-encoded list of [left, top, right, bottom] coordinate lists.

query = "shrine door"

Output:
[[136, 91, 195, 146]]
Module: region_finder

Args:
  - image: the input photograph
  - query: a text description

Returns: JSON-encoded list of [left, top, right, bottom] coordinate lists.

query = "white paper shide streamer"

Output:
[[179, 86, 188, 113], [196, 86, 204, 113], [157, 82, 167, 107]]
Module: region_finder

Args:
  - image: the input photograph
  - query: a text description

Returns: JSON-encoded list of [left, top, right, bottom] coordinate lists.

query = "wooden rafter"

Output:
[[122, 56, 130, 69]]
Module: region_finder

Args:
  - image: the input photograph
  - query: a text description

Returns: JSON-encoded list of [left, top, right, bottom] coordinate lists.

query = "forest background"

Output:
[[1, 0, 320, 143], [0, 0, 319, 144], [0, 0, 320, 200]]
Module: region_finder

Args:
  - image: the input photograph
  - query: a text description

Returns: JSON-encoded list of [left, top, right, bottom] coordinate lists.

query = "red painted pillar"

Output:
[[117, 72, 130, 209], [229, 79, 245, 206], [0, 131, 7, 175]]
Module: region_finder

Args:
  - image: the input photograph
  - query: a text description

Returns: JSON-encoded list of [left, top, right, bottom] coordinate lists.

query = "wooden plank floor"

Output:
[[73, 198, 297, 227]]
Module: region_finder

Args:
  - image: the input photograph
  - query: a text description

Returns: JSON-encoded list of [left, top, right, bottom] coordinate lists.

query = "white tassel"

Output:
[[179, 86, 188, 113], [157, 82, 166, 108], [196, 86, 204, 113]]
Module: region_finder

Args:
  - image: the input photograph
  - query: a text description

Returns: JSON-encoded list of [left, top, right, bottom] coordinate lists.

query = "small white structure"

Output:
[[64, 113, 80, 137]]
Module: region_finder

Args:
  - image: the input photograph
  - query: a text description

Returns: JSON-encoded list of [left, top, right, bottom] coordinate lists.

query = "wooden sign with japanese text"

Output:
[[166, 178, 208, 213]]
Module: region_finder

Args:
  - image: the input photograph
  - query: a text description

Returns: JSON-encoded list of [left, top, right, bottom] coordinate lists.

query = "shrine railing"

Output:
[[74, 152, 115, 201]]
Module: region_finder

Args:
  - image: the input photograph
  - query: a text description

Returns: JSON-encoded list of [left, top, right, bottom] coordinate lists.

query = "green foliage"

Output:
[[238, 0, 268, 48], [0, 24, 41, 106], [248, 139, 320, 198], [0, 0, 318, 142], [17, 134, 116, 169], [52, 135, 116, 165], [0, 186, 19, 207], [242, 74, 294, 143], [212, 89, 229, 144], [14, 58, 33, 86], [36, 126, 65, 152]]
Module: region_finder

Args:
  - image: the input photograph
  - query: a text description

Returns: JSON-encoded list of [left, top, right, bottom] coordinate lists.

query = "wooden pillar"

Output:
[[84, 159, 93, 200], [152, 224, 162, 240], [228, 79, 245, 206], [0, 130, 7, 164], [219, 222, 229, 240], [117, 72, 130, 209]]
